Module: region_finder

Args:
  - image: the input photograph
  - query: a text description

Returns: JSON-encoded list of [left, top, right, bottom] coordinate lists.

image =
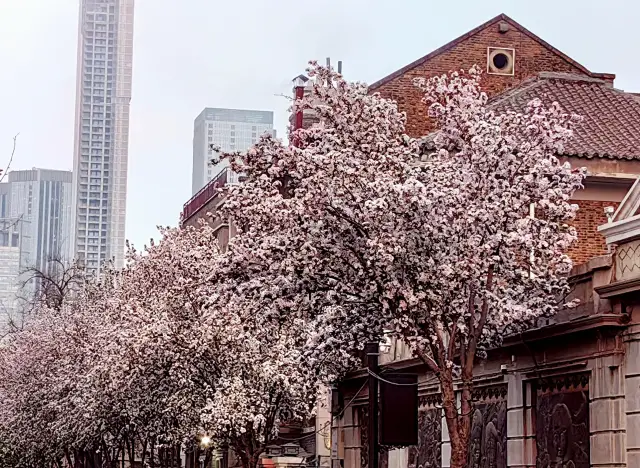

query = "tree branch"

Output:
[[0, 134, 19, 184]]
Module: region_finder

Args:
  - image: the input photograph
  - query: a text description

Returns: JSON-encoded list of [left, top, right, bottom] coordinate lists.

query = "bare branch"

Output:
[[0, 133, 19, 184]]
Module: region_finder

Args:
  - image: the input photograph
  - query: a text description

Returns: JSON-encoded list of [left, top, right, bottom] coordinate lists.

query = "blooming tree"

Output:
[[0, 218, 321, 468], [199, 299, 317, 468], [220, 63, 585, 468], [0, 279, 113, 468], [0, 223, 226, 467], [0, 62, 585, 468]]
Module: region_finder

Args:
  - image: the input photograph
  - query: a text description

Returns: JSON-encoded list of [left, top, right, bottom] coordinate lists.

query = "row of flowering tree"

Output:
[[0, 63, 584, 468], [0, 223, 317, 468]]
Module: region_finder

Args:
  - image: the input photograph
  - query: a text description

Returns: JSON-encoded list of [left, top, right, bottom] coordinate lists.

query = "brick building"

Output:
[[330, 13, 640, 468], [180, 13, 640, 468], [370, 13, 614, 137]]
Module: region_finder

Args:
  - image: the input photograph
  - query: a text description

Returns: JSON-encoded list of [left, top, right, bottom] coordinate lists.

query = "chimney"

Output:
[[292, 74, 309, 133], [290, 59, 344, 142]]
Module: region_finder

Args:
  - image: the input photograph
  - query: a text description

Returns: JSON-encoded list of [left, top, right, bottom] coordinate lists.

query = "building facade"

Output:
[[71, 0, 135, 275], [0, 182, 9, 219], [331, 13, 640, 468], [0, 170, 73, 327], [0, 217, 22, 325], [192, 108, 274, 195], [7, 169, 73, 272]]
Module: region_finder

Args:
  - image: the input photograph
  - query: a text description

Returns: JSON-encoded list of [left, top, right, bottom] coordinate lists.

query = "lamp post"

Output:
[[366, 341, 379, 468]]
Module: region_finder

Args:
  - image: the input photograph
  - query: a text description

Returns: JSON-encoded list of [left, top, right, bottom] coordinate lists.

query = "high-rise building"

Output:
[[0, 183, 18, 323], [0, 169, 72, 325], [7, 169, 73, 272], [0, 217, 22, 325], [0, 182, 9, 219], [192, 108, 275, 195], [71, 0, 135, 275]]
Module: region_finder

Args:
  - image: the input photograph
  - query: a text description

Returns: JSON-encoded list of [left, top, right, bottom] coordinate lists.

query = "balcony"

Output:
[[181, 168, 241, 225]]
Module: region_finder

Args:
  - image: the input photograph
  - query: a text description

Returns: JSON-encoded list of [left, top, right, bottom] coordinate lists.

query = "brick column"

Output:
[[590, 351, 626, 468], [506, 373, 535, 467], [343, 406, 359, 468]]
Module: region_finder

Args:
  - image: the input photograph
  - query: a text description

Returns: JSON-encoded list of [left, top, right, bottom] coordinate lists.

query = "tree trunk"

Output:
[[439, 366, 473, 468], [449, 435, 468, 468], [140, 439, 148, 468]]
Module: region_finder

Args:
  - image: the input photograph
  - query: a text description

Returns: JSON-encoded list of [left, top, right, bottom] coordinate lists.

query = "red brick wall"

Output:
[[369, 19, 614, 265], [372, 20, 591, 137], [568, 200, 619, 265]]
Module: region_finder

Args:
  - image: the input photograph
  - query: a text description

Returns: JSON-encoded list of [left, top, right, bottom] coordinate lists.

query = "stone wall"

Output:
[[332, 320, 632, 468]]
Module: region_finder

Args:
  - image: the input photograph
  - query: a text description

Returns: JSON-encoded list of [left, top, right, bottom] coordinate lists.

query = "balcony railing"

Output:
[[181, 168, 240, 223]]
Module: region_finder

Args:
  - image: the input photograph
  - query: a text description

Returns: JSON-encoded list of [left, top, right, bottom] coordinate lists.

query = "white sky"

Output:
[[1, 0, 638, 250]]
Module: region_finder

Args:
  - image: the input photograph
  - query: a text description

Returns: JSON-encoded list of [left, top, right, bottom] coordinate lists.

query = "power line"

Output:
[[279, 367, 442, 443], [278, 379, 368, 442], [368, 369, 441, 388], [366, 369, 418, 386]]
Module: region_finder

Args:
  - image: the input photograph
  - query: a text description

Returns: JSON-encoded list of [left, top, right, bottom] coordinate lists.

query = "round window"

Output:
[[492, 53, 509, 70]]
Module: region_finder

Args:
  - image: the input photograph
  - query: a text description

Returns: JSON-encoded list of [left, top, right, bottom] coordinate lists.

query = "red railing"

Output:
[[181, 169, 228, 223]]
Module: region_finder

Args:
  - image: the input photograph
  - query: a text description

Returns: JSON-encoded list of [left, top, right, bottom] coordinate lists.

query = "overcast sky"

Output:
[[1, 0, 638, 250]]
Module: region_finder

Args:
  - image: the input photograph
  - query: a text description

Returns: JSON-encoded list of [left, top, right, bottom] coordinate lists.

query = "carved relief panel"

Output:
[[408, 393, 442, 468], [358, 406, 369, 468], [467, 385, 508, 468], [357, 406, 388, 468], [615, 238, 640, 281], [535, 374, 589, 468]]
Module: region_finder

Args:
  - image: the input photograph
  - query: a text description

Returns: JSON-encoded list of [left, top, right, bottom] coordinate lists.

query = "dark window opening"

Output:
[[493, 53, 509, 70]]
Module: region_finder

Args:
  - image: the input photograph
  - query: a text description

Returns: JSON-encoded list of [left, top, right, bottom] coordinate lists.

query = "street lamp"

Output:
[[201, 435, 212, 448]]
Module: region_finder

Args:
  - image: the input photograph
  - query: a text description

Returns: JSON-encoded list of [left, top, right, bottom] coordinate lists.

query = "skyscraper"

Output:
[[0, 217, 22, 325], [0, 182, 19, 323], [192, 108, 275, 195], [0, 169, 73, 324], [71, 0, 135, 275], [7, 169, 74, 271]]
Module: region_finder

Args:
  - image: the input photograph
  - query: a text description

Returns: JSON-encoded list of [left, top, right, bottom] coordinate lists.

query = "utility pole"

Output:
[[366, 341, 379, 468]]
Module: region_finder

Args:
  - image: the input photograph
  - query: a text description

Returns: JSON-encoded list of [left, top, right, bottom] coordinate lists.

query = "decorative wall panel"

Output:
[[408, 394, 442, 468], [536, 374, 590, 468], [468, 385, 508, 468]]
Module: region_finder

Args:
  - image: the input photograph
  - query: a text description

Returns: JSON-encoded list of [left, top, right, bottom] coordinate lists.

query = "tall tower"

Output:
[[0, 170, 72, 325], [71, 0, 134, 275], [192, 108, 275, 195], [8, 169, 73, 272]]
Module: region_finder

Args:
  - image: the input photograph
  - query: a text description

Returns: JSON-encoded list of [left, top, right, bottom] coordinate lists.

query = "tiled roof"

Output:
[[490, 72, 640, 160]]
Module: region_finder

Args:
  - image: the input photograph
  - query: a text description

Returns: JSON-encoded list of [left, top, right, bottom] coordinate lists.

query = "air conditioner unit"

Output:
[[487, 47, 515, 76]]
